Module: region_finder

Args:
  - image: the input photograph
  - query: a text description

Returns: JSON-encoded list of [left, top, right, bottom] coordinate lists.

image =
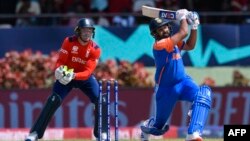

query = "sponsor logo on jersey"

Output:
[[60, 48, 68, 54], [72, 57, 86, 64], [71, 46, 79, 54]]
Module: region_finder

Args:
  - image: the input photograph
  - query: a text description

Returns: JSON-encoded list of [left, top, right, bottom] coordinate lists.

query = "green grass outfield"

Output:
[[49, 139, 223, 141]]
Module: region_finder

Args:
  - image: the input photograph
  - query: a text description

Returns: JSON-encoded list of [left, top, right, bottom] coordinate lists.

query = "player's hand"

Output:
[[55, 65, 65, 80], [59, 71, 75, 85], [176, 9, 189, 21], [187, 11, 200, 30]]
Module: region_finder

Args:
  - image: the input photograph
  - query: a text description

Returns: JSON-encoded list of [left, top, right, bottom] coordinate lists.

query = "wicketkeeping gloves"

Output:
[[55, 65, 75, 85], [59, 70, 75, 85], [187, 11, 200, 30], [55, 65, 65, 80]]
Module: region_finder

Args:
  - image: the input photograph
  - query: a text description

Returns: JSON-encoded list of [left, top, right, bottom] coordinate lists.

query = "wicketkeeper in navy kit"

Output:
[[140, 10, 212, 141], [25, 18, 105, 141]]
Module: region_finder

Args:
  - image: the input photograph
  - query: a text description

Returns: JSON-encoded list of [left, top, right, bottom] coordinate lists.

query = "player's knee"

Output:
[[49, 92, 62, 104], [194, 85, 212, 109]]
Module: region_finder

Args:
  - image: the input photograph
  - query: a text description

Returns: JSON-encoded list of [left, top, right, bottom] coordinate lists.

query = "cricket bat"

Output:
[[142, 5, 177, 20]]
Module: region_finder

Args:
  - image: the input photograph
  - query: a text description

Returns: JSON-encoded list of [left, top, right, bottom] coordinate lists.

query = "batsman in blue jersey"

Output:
[[140, 10, 212, 141]]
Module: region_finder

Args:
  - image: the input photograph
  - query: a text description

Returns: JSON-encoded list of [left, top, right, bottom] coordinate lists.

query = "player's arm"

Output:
[[54, 37, 70, 81], [74, 48, 101, 80], [170, 18, 188, 45], [55, 38, 70, 69], [183, 29, 197, 50], [166, 9, 189, 46]]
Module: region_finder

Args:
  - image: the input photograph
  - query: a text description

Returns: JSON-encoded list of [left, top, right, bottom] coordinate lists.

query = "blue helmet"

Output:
[[149, 18, 172, 39], [74, 18, 95, 37]]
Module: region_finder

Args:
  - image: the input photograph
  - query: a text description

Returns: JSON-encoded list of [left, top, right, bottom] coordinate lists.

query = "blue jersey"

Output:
[[153, 38, 186, 86], [151, 37, 200, 129]]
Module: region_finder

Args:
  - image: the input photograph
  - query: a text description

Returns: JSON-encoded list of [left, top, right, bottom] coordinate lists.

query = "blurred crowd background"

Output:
[[0, 0, 250, 89], [0, 0, 250, 28], [0, 49, 154, 89]]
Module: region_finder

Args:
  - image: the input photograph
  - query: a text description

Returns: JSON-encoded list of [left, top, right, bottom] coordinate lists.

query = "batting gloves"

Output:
[[176, 9, 189, 20], [187, 11, 200, 30]]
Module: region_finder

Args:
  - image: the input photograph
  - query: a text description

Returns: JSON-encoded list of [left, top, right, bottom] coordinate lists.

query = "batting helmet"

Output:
[[149, 18, 172, 39], [74, 18, 95, 38]]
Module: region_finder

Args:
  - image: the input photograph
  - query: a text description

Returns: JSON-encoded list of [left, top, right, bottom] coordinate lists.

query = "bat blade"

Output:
[[142, 5, 177, 20]]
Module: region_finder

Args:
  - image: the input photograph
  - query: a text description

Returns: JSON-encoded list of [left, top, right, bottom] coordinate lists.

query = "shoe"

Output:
[[25, 132, 38, 141], [101, 132, 107, 141], [95, 132, 108, 141], [185, 137, 203, 141], [140, 131, 149, 141], [185, 132, 203, 141]]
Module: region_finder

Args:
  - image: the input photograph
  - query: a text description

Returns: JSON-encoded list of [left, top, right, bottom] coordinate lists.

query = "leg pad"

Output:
[[30, 93, 62, 139], [188, 85, 212, 134]]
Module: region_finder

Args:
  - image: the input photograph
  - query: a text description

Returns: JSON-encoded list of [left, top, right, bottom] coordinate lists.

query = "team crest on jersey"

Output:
[[85, 49, 90, 58], [172, 53, 181, 60], [71, 46, 79, 54]]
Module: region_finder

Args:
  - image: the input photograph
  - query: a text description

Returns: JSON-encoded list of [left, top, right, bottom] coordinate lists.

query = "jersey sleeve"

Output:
[[177, 41, 185, 50], [74, 46, 101, 80], [154, 38, 174, 52], [55, 37, 70, 69]]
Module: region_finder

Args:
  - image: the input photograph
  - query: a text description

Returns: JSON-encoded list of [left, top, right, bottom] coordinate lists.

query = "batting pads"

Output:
[[188, 85, 212, 135]]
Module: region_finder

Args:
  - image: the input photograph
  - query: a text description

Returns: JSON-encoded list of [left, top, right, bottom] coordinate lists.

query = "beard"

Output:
[[162, 29, 170, 37], [156, 32, 170, 40], [162, 32, 170, 38]]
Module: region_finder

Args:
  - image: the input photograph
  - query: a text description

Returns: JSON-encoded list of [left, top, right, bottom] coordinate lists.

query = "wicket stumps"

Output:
[[98, 79, 119, 141]]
